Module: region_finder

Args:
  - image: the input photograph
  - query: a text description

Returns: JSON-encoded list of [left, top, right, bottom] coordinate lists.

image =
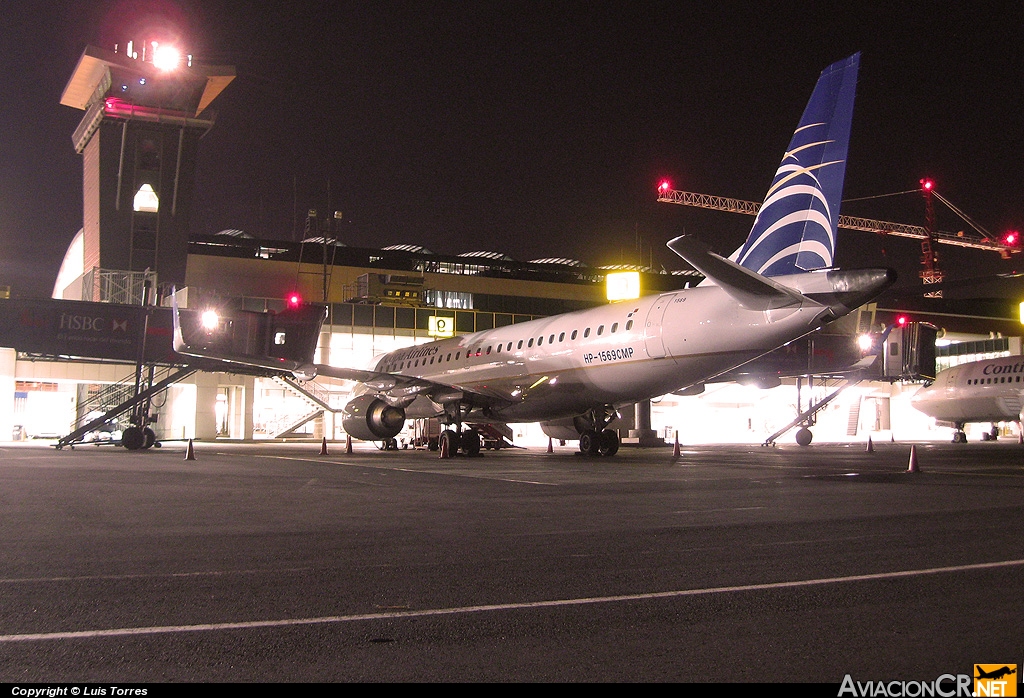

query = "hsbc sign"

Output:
[[59, 314, 131, 332]]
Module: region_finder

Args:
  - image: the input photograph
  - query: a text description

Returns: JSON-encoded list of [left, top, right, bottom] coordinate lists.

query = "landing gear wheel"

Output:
[[952, 430, 967, 443], [598, 429, 619, 456], [142, 427, 156, 450], [460, 429, 481, 456], [795, 427, 813, 447], [439, 430, 460, 458], [122, 426, 145, 451], [579, 430, 601, 456]]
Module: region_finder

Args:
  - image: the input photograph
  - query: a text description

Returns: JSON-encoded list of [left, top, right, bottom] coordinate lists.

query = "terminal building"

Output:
[[1, 42, 1022, 448]]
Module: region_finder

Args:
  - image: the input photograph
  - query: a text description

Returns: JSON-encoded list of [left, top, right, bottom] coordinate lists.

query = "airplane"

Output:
[[174, 52, 895, 457], [911, 356, 1024, 442], [975, 666, 1017, 681]]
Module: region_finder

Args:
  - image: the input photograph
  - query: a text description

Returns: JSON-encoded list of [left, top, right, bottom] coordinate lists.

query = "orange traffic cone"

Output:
[[866, 436, 874, 453], [320, 437, 328, 455], [672, 430, 681, 458], [346, 434, 353, 454], [907, 445, 919, 473], [547, 437, 553, 453], [184, 438, 196, 461]]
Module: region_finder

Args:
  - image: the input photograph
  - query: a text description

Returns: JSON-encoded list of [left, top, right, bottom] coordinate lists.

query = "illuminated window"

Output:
[[133, 183, 159, 212]]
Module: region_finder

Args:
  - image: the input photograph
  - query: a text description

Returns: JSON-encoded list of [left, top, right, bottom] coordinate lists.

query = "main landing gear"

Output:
[[576, 405, 620, 457], [437, 402, 481, 458]]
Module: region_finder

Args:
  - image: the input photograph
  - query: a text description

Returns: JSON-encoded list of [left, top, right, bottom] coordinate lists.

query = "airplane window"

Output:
[[571, 330, 578, 340], [507, 342, 512, 351], [517, 340, 523, 349], [528, 338, 534, 347], [456, 352, 460, 360], [538, 336, 544, 346], [558, 332, 565, 342], [549, 334, 555, 343], [584, 328, 591, 338], [597, 325, 604, 335], [486, 346, 492, 354], [626, 320, 633, 331], [446, 353, 451, 361], [497, 344, 502, 353], [611, 323, 618, 333]]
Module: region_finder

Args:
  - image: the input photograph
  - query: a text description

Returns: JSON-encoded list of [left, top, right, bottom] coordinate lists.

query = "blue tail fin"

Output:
[[734, 53, 859, 277]]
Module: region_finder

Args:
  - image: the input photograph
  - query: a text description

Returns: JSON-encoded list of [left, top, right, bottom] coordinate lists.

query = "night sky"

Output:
[[2, 1, 1023, 299]]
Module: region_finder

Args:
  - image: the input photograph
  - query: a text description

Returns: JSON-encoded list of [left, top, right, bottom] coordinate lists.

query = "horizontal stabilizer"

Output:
[[667, 235, 810, 311]]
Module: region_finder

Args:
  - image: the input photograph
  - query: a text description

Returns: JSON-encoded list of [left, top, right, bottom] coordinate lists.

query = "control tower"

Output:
[[60, 42, 234, 297]]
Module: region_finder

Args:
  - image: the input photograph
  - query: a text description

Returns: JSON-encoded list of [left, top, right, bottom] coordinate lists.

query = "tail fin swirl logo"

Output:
[[736, 53, 860, 277]]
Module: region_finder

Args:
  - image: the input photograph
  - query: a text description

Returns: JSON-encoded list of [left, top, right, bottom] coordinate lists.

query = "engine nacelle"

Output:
[[342, 394, 406, 441]]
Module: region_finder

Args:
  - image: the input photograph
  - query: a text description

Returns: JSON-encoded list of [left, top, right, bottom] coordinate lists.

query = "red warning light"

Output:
[[1004, 230, 1020, 247], [920, 178, 934, 192], [657, 180, 671, 194], [896, 315, 908, 327], [287, 293, 302, 308]]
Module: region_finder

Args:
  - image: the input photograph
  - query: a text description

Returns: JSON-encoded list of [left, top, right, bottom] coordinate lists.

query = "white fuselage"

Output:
[[370, 280, 832, 422], [911, 357, 1024, 424]]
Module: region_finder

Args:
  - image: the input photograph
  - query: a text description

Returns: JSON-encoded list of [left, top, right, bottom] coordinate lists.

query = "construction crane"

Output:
[[656, 182, 1019, 257]]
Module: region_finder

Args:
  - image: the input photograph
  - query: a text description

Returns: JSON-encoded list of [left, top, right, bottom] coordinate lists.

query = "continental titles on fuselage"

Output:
[[981, 361, 1024, 375]]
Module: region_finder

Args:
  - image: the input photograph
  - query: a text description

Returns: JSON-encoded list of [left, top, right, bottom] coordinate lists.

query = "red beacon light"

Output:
[[286, 293, 302, 308], [920, 179, 934, 192], [1004, 230, 1020, 247], [657, 180, 671, 195], [896, 315, 909, 327]]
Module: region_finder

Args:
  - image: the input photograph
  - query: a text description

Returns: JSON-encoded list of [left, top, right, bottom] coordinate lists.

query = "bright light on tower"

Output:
[[920, 178, 934, 192], [152, 43, 181, 71], [657, 180, 671, 194]]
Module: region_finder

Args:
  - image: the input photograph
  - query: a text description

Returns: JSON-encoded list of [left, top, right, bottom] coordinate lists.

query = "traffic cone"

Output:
[[907, 445, 919, 473], [320, 437, 328, 455], [547, 437, 553, 453], [866, 436, 874, 453], [184, 438, 195, 461], [672, 430, 681, 458], [346, 434, 353, 454], [439, 434, 450, 459]]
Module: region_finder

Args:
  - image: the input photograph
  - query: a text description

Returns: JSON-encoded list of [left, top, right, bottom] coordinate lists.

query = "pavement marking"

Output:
[[2, 558, 1022, 643], [264, 455, 558, 485]]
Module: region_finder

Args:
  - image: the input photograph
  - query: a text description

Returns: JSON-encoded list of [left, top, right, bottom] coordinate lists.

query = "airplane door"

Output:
[[643, 294, 675, 359]]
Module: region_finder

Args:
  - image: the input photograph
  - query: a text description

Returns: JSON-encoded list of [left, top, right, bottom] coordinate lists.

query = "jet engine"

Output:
[[342, 394, 406, 441]]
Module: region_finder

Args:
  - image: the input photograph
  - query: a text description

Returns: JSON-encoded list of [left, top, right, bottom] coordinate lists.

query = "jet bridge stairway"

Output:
[[57, 366, 198, 449], [269, 375, 343, 438], [763, 378, 861, 447]]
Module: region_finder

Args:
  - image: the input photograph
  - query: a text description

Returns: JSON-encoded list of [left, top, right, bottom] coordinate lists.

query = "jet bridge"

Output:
[[0, 297, 327, 448]]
